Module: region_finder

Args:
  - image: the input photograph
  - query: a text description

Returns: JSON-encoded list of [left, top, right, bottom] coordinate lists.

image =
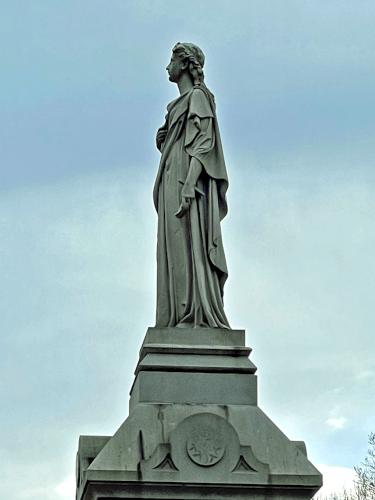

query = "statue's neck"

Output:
[[177, 72, 194, 96]]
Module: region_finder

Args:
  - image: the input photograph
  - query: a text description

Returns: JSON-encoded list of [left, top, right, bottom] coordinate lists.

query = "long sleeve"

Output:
[[185, 88, 214, 153], [184, 87, 229, 221]]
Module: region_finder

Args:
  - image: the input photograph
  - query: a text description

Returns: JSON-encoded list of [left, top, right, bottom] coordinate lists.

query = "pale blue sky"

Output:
[[1, 1, 374, 498]]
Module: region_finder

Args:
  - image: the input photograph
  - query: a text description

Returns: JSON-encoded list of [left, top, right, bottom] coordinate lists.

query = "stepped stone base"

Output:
[[76, 327, 322, 500]]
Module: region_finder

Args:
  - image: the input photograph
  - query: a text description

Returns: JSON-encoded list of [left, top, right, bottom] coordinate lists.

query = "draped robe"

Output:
[[153, 86, 230, 328]]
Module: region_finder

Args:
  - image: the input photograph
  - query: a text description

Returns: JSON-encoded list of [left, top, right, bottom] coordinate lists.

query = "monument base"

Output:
[[76, 328, 322, 500]]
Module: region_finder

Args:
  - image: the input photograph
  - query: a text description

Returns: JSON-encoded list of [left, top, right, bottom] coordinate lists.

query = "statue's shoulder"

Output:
[[189, 86, 214, 118]]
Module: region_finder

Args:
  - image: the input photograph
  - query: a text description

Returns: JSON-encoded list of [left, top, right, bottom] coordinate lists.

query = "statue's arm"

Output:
[[174, 156, 204, 219], [175, 116, 210, 218], [181, 157, 202, 198], [182, 115, 210, 197], [156, 121, 168, 151]]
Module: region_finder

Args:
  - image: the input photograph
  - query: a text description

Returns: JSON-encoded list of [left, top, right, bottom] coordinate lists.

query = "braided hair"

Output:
[[172, 42, 215, 106]]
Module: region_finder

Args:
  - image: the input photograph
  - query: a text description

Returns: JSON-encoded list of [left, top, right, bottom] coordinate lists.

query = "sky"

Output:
[[1, 1, 374, 498]]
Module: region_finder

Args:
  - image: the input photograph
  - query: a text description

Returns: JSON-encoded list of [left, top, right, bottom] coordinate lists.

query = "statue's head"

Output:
[[166, 42, 205, 86]]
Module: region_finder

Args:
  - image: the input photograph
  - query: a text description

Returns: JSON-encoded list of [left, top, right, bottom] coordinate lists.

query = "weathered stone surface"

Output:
[[76, 435, 110, 492], [77, 402, 321, 499], [141, 327, 247, 349], [137, 352, 256, 373], [136, 328, 254, 375], [79, 403, 319, 480], [76, 328, 322, 500], [130, 371, 258, 409]]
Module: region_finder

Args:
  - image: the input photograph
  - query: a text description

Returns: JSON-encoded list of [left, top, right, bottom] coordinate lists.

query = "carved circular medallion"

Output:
[[186, 425, 225, 466]]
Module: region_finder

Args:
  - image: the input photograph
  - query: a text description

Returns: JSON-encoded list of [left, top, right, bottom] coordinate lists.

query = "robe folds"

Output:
[[153, 85, 230, 328]]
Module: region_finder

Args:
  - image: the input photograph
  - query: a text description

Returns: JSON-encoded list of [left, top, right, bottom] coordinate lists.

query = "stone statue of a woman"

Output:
[[153, 43, 230, 329]]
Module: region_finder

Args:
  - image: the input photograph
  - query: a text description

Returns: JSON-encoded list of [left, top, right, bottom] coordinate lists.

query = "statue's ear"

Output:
[[181, 59, 189, 71]]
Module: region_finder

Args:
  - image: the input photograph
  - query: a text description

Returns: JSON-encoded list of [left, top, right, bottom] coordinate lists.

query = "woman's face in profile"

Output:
[[166, 54, 185, 83]]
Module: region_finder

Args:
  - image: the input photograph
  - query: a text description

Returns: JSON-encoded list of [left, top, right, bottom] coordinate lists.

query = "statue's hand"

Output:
[[175, 182, 195, 218], [175, 197, 191, 218], [156, 128, 167, 151]]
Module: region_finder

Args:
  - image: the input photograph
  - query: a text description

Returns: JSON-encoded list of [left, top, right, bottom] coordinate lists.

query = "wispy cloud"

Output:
[[325, 417, 348, 430], [55, 475, 75, 500], [355, 370, 375, 381], [315, 464, 356, 498]]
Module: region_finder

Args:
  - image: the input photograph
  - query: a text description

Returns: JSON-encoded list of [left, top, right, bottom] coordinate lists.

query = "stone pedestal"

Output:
[[76, 328, 322, 500]]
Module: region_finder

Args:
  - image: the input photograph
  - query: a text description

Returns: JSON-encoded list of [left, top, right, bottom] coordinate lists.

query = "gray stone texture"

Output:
[[75, 43, 322, 500], [76, 327, 322, 500], [154, 43, 230, 329]]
